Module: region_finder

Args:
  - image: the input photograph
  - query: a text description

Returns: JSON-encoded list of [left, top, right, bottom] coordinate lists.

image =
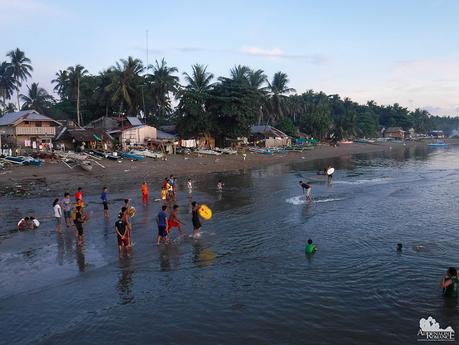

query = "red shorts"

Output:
[[117, 236, 129, 246], [167, 219, 179, 231]]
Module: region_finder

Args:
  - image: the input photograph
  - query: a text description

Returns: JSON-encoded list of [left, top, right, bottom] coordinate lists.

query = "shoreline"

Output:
[[0, 141, 445, 198]]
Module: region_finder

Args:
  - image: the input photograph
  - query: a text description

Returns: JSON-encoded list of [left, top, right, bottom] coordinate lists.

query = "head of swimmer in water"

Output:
[[447, 267, 457, 277], [396, 243, 403, 251], [308, 239, 313, 245], [24, 217, 30, 221]]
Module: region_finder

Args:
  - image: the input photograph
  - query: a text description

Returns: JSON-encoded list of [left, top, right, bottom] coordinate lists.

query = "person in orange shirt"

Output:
[[141, 181, 149, 206], [75, 187, 83, 202]]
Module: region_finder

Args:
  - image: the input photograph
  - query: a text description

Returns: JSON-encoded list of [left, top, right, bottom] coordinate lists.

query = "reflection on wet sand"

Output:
[[117, 258, 135, 305]]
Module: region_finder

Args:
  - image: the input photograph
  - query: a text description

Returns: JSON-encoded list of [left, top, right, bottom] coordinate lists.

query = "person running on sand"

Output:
[[100, 187, 109, 217], [168, 204, 186, 236], [441, 267, 459, 297], [191, 201, 202, 238], [53, 198, 63, 233], [156, 205, 169, 245], [141, 181, 149, 206], [62, 192, 72, 227], [299, 181, 312, 201], [115, 208, 130, 258]]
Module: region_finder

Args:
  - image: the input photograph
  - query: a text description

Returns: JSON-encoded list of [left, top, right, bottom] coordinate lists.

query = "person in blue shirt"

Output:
[[156, 205, 169, 245], [100, 186, 108, 217]]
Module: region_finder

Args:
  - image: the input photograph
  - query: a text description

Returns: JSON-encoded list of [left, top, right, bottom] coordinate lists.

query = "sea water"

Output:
[[0, 145, 458, 345]]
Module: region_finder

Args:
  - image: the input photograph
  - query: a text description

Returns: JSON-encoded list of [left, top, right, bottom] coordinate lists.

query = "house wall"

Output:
[[384, 132, 404, 139], [265, 137, 291, 148], [121, 126, 157, 147]]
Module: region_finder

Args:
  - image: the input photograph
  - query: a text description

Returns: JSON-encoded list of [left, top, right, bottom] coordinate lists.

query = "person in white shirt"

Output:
[[53, 198, 63, 233], [187, 178, 193, 196]]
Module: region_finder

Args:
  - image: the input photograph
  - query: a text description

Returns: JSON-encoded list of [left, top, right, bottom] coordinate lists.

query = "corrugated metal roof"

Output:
[[126, 116, 143, 127], [157, 129, 176, 139], [250, 125, 289, 138], [0, 110, 60, 126]]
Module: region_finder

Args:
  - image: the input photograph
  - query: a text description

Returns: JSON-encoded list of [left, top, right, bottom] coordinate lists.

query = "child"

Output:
[[168, 204, 186, 236], [75, 187, 83, 202], [191, 201, 202, 238], [299, 181, 312, 201], [53, 198, 62, 233], [305, 239, 317, 254], [100, 187, 109, 217], [441, 267, 458, 297], [141, 181, 149, 206], [156, 205, 169, 245], [396, 243, 403, 252], [115, 209, 130, 258], [62, 192, 72, 227], [187, 178, 193, 196], [217, 180, 224, 191], [74, 206, 85, 245], [17, 217, 30, 231]]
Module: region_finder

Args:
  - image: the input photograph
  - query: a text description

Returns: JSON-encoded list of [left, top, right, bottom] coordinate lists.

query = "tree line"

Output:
[[1, 48, 458, 139]]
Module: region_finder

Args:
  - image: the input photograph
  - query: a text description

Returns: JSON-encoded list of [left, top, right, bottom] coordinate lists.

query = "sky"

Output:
[[1, 0, 459, 115]]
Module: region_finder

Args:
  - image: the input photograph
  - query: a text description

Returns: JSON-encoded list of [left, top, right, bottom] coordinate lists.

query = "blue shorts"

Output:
[[158, 226, 167, 237]]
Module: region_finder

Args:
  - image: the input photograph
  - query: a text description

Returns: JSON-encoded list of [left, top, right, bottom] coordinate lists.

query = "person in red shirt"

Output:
[[75, 187, 83, 202], [167, 204, 186, 236], [141, 181, 149, 206]]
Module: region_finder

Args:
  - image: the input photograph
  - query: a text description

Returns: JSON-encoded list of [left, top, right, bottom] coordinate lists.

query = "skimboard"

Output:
[[128, 207, 136, 217], [198, 204, 212, 220], [326, 167, 335, 176]]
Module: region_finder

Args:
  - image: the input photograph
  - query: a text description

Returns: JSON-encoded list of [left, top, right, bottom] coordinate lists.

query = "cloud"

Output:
[[241, 46, 327, 64]]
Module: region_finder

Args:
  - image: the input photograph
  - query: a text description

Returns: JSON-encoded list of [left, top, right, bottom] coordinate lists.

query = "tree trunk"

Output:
[[77, 78, 80, 126], [16, 77, 20, 111]]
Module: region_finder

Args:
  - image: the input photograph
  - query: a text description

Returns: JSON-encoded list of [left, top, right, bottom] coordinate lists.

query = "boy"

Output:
[[74, 206, 85, 245], [305, 239, 317, 254], [187, 178, 193, 196], [100, 187, 109, 217], [75, 187, 83, 202], [62, 192, 72, 227], [156, 205, 169, 245], [217, 180, 224, 191], [168, 204, 186, 236], [17, 217, 29, 231], [191, 201, 202, 238], [441, 267, 459, 297], [115, 209, 130, 258], [299, 180, 312, 201], [141, 181, 149, 206]]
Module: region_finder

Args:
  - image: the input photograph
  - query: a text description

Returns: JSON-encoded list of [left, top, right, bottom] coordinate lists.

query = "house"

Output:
[[54, 126, 113, 151], [0, 110, 61, 151], [85, 116, 119, 130], [430, 130, 445, 139], [250, 125, 291, 147], [383, 127, 405, 140], [108, 125, 157, 149]]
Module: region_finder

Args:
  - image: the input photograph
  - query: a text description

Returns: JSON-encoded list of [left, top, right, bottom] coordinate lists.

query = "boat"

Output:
[[427, 142, 448, 148], [120, 152, 145, 161], [79, 161, 93, 172], [130, 149, 165, 159], [214, 147, 237, 155], [3, 156, 42, 166], [195, 149, 222, 156]]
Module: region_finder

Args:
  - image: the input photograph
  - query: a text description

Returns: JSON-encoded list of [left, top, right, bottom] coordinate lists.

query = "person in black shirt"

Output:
[[191, 201, 202, 238], [299, 181, 312, 201], [115, 209, 130, 258], [75, 206, 85, 246]]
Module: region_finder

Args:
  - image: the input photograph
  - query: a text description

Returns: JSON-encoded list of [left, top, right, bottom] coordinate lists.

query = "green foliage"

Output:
[[276, 117, 297, 137]]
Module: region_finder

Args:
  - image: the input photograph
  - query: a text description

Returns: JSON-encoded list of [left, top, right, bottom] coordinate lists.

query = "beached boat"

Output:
[[427, 142, 448, 148], [214, 148, 237, 155], [120, 152, 145, 161], [79, 161, 93, 172], [195, 149, 222, 156], [3, 156, 42, 166], [130, 149, 165, 159]]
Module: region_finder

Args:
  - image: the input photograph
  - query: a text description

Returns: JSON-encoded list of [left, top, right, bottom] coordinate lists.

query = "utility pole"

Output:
[[146, 29, 149, 70]]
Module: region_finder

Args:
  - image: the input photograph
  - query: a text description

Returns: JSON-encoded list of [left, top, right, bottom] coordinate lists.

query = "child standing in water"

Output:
[[100, 187, 109, 217], [187, 178, 193, 196], [62, 192, 72, 227], [191, 201, 202, 238], [141, 181, 149, 206], [156, 205, 169, 245], [299, 181, 312, 201], [217, 180, 224, 191]]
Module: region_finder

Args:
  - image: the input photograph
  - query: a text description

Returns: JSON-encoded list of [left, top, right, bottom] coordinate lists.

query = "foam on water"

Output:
[[285, 195, 345, 205], [333, 177, 393, 185]]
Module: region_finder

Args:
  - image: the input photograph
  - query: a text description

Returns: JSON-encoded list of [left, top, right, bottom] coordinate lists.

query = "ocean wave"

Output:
[[333, 177, 393, 185], [285, 195, 345, 205]]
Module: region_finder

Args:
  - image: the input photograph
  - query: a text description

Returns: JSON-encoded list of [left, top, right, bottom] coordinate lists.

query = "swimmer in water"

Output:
[[305, 239, 317, 254], [299, 180, 312, 201], [17, 217, 30, 231], [441, 267, 459, 297], [396, 243, 403, 252]]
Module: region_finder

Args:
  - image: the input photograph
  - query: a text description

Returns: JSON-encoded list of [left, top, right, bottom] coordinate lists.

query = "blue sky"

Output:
[[1, 0, 459, 115]]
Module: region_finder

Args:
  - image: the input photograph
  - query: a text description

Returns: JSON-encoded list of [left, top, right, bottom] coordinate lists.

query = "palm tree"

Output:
[[229, 65, 251, 83], [67, 65, 88, 125], [51, 69, 69, 99], [107, 57, 144, 115], [0, 61, 15, 106], [146, 58, 178, 119], [6, 48, 33, 109], [20, 82, 54, 114], [183, 64, 214, 92], [267, 71, 296, 123], [247, 69, 268, 124]]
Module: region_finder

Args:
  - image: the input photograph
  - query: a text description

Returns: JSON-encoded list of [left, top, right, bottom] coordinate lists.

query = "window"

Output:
[[35, 122, 42, 127]]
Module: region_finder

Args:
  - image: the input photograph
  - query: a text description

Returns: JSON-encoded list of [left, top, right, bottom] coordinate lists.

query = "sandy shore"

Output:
[[0, 141, 438, 198]]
